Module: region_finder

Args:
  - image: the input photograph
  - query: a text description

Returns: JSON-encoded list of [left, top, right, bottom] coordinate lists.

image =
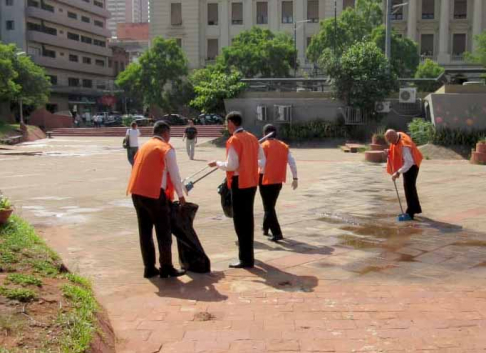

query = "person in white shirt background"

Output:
[[126, 122, 141, 166]]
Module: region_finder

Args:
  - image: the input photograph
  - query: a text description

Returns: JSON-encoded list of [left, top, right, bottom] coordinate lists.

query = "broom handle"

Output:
[[393, 179, 405, 214], [190, 131, 276, 187]]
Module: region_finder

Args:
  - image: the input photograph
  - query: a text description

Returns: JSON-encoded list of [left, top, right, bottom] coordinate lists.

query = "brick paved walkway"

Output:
[[2, 137, 486, 352]]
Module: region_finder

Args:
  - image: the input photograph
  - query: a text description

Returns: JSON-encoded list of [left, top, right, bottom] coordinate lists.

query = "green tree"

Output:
[[115, 37, 188, 112], [0, 42, 50, 106], [321, 42, 397, 112], [370, 26, 419, 77], [307, 0, 383, 63], [465, 31, 486, 67], [189, 66, 246, 114], [414, 59, 445, 92], [217, 27, 297, 78]]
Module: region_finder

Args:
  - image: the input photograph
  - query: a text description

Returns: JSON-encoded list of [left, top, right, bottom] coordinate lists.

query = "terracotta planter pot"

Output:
[[0, 209, 13, 224], [370, 143, 387, 151], [471, 152, 486, 165], [476, 142, 486, 154], [372, 135, 387, 146], [365, 151, 386, 163]]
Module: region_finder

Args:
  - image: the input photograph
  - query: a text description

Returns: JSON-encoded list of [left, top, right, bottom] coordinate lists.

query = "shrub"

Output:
[[122, 115, 134, 127], [432, 128, 486, 148], [279, 121, 348, 141], [0, 194, 11, 211], [408, 118, 435, 146], [372, 126, 387, 145]]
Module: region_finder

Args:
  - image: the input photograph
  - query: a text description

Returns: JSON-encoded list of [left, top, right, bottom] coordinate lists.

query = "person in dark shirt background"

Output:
[[182, 120, 198, 160]]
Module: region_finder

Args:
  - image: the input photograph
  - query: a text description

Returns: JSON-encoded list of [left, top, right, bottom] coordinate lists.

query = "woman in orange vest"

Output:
[[385, 129, 423, 220], [127, 121, 187, 279], [209, 112, 266, 268], [259, 124, 298, 242]]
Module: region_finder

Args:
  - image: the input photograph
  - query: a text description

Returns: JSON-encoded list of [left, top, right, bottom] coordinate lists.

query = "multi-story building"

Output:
[[110, 22, 150, 62], [107, 0, 149, 37], [0, 0, 116, 114], [149, 0, 486, 72]]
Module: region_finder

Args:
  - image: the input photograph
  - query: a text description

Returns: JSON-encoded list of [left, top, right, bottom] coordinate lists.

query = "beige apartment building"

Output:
[[149, 0, 486, 72], [107, 0, 149, 37], [0, 0, 118, 114]]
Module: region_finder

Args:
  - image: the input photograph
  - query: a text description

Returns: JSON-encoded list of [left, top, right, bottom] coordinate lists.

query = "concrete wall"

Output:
[[29, 109, 73, 129]]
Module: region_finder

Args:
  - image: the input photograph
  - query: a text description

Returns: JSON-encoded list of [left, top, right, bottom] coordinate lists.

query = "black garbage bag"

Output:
[[217, 178, 233, 218], [170, 202, 210, 273]]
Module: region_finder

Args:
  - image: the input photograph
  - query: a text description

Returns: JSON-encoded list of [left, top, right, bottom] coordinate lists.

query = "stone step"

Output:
[[50, 126, 224, 138]]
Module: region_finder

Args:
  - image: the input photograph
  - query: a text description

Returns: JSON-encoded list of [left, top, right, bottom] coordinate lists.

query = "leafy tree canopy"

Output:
[[115, 37, 188, 112], [217, 27, 297, 78], [414, 59, 445, 92], [189, 65, 246, 114], [0, 42, 51, 106], [320, 41, 397, 112], [465, 31, 486, 67]]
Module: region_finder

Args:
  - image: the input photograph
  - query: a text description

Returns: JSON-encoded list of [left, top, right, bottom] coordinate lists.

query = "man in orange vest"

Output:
[[385, 129, 423, 220], [127, 121, 187, 278], [209, 112, 266, 268], [259, 124, 298, 242]]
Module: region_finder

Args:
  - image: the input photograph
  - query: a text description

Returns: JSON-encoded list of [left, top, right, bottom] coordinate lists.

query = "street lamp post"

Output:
[[294, 20, 311, 77], [385, 1, 408, 62], [334, 0, 337, 57], [15, 52, 26, 125]]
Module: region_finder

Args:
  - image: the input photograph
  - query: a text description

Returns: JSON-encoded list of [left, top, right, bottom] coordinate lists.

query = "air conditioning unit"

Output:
[[256, 105, 268, 121], [375, 101, 391, 113], [399, 88, 417, 104], [275, 105, 292, 122]]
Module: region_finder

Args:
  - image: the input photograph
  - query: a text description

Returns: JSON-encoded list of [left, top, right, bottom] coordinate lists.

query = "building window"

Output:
[[420, 34, 434, 56], [81, 16, 90, 23], [68, 78, 80, 87], [93, 39, 106, 47], [94, 20, 104, 27], [6, 21, 14, 30], [95, 59, 105, 66], [343, 0, 355, 9], [422, 0, 434, 19], [452, 33, 466, 59], [171, 3, 182, 26], [282, 1, 293, 24], [96, 80, 106, 89], [28, 46, 41, 56], [207, 3, 218, 25], [94, 0, 103, 8], [391, 0, 403, 20], [207, 38, 218, 60], [68, 11, 77, 19], [48, 75, 57, 85], [67, 32, 80, 41], [5, 0, 13, 6], [41, 2, 54, 12], [83, 57, 91, 64], [81, 35, 92, 44], [307, 0, 318, 23], [175, 38, 182, 47], [121, 62, 125, 71], [69, 54, 79, 62], [256, 2, 268, 24], [108, 59, 112, 68], [82, 79, 93, 88], [453, 0, 467, 19], [114, 61, 119, 74], [27, 0, 39, 7], [42, 48, 56, 58], [231, 2, 243, 25]]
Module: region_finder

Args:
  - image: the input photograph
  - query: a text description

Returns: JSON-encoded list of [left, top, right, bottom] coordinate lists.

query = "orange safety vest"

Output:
[[261, 139, 289, 185], [226, 130, 259, 189], [387, 132, 423, 175], [127, 137, 175, 200]]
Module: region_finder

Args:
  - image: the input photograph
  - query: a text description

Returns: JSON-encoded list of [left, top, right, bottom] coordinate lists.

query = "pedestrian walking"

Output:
[[126, 122, 141, 166], [259, 124, 298, 242], [127, 121, 187, 278], [385, 129, 423, 220], [209, 112, 266, 268], [182, 120, 198, 160]]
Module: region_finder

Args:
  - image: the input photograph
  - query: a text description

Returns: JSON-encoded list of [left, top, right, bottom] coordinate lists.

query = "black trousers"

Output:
[[403, 165, 422, 217], [231, 176, 257, 265], [259, 174, 283, 236], [132, 191, 173, 270]]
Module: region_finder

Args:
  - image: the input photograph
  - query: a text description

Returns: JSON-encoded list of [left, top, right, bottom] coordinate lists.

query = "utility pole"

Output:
[[385, 0, 392, 61], [334, 0, 337, 56]]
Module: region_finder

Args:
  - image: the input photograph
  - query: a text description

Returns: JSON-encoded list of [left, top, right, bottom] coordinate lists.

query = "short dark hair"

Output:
[[131, 122, 137, 128], [153, 121, 170, 136], [226, 111, 242, 126], [263, 124, 277, 138]]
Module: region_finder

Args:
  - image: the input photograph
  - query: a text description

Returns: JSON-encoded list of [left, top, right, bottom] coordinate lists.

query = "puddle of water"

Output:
[[356, 264, 397, 275], [341, 225, 423, 238], [337, 235, 381, 250], [453, 240, 486, 247]]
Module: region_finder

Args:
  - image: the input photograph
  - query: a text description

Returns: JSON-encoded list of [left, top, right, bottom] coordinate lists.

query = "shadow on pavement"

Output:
[[416, 216, 463, 233]]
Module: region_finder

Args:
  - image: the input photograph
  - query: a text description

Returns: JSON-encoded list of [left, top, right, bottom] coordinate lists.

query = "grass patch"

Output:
[[5, 273, 43, 287], [0, 122, 20, 139], [65, 273, 92, 289], [0, 286, 36, 302]]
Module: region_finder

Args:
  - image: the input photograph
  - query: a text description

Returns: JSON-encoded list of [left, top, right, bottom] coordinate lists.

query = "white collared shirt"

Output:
[[153, 136, 184, 198], [216, 127, 266, 174]]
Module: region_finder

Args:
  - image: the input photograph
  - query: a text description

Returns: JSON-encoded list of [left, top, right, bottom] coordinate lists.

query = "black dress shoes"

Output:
[[159, 267, 186, 278], [144, 267, 160, 278], [229, 262, 254, 269], [269, 234, 283, 242]]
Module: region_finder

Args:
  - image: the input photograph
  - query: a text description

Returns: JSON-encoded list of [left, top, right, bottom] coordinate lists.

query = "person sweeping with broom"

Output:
[[385, 129, 423, 221]]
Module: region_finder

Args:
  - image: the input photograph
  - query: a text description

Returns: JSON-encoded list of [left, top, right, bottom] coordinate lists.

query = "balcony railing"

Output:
[[451, 54, 465, 62], [420, 54, 437, 63]]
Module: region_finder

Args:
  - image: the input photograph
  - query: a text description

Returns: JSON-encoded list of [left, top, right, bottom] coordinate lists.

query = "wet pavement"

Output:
[[1, 137, 486, 352]]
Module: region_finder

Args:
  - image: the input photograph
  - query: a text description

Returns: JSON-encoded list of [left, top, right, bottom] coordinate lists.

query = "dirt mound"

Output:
[[24, 125, 46, 142], [419, 144, 470, 160]]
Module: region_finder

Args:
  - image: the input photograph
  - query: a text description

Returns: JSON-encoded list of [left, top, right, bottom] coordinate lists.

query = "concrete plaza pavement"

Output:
[[1, 136, 486, 352]]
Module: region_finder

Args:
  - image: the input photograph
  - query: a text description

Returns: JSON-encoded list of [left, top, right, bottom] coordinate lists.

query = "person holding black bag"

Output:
[[125, 122, 141, 166]]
